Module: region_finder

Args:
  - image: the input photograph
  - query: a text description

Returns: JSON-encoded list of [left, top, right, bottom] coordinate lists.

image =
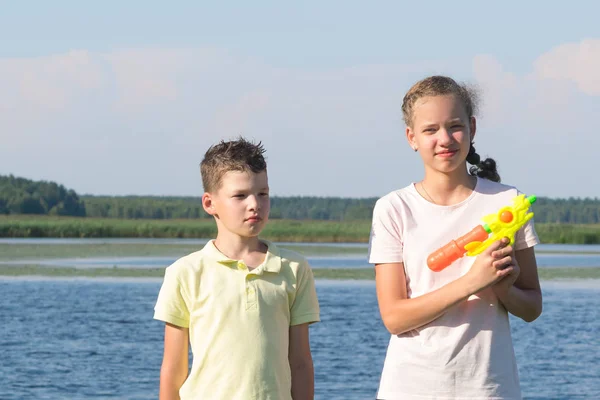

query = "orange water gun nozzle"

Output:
[[427, 225, 491, 272]]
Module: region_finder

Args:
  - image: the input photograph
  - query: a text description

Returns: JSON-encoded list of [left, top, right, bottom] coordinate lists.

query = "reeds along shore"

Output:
[[1, 215, 600, 244], [0, 266, 599, 280]]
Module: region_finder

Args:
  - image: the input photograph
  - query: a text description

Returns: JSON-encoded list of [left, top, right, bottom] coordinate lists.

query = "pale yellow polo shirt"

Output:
[[153, 239, 320, 400]]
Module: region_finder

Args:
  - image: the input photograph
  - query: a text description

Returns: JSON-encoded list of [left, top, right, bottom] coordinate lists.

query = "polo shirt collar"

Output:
[[202, 239, 282, 274], [260, 240, 282, 274]]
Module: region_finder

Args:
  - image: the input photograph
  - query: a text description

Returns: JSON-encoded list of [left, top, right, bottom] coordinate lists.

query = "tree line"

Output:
[[1, 174, 599, 224], [81, 195, 376, 221], [0, 175, 86, 216]]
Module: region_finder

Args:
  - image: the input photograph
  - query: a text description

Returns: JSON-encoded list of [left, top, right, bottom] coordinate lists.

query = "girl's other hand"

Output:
[[491, 245, 521, 298]]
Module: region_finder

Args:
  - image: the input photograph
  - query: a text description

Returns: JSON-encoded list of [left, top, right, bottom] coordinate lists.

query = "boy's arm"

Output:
[[289, 323, 314, 400], [159, 323, 189, 400]]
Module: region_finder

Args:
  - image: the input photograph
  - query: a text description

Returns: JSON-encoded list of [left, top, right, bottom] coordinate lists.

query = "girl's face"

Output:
[[406, 94, 475, 175]]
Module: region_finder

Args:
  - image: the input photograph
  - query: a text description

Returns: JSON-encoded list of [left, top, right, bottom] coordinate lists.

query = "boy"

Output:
[[154, 137, 320, 400]]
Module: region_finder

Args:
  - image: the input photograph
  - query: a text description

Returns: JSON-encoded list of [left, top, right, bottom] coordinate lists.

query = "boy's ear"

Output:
[[202, 193, 217, 216]]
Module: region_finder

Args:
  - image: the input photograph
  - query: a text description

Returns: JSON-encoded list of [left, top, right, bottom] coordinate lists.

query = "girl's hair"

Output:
[[401, 75, 500, 182]]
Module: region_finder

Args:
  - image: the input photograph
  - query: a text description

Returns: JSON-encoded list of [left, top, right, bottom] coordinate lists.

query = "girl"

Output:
[[368, 75, 542, 399]]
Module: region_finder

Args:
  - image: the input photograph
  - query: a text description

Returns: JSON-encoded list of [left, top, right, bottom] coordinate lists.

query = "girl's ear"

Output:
[[202, 193, 217, 216], [406, 126, 417, 151], [469, 116, 477, 142]]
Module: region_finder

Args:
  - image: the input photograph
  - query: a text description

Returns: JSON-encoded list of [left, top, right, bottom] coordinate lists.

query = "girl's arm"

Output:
[[492, 246, 543, 322], [289, 323, 314, 400], [159, 323, 189, 400], [376, 239, 515, 335]]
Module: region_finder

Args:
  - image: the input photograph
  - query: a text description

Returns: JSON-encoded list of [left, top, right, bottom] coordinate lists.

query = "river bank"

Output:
[[2, 215, 600, 244]]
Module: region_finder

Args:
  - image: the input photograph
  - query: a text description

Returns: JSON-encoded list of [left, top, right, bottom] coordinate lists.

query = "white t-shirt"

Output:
[[368, 177, 539, 400]]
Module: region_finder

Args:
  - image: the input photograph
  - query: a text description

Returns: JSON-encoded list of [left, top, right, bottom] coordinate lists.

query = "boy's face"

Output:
[[202, 170, 270, 238]]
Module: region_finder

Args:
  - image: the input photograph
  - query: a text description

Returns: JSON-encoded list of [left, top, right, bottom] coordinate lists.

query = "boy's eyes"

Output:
[[232, 193, 269, 198]]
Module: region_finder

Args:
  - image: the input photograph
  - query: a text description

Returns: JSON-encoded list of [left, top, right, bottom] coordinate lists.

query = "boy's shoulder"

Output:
[[264, 240, 308, 265], [263, 240, 313, 277], [274, 245, 306, 262], [162, 242, 219, 278]]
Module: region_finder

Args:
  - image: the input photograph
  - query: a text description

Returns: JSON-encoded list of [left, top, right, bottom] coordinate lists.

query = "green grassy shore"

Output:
[[2, 216, 599, 281], [1, 242, 599, 280], [1, 265, 599, 281], [2, 215, 600, 244]]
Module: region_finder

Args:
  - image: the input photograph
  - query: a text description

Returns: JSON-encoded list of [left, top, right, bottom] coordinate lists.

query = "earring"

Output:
[[413, 147, 418, 152]]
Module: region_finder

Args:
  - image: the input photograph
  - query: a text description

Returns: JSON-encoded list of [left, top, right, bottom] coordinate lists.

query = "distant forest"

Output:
[[0, 175, 86, 217], [1, 174, 599, 224]]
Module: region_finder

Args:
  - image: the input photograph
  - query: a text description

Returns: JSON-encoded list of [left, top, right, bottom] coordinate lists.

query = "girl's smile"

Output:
[[435, 149, 459, 158]]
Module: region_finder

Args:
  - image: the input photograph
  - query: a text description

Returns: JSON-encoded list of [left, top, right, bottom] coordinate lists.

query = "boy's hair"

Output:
[[200, 137, 267, 192], [402, 75, 500, 183]]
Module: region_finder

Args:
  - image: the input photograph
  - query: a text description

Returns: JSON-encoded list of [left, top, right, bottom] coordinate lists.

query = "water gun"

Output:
[[427, 194, 537, 272]]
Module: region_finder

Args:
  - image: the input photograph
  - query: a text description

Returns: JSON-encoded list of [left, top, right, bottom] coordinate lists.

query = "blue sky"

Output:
[[1, 1, 599, 198]]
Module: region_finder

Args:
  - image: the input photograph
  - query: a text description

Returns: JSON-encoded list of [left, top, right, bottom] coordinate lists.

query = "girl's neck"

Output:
[[419, 168, 477, 206]]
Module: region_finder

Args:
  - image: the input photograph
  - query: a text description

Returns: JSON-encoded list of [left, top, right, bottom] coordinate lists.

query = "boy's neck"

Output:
[[213, 233, 267, 269]]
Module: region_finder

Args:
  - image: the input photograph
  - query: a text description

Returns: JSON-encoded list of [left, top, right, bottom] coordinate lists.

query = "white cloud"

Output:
[[473, 39, 600, 128], [472, 54, 519, 124], [0, 50, 104, 112], [0, 40, 598, 198], [212, 90, 271, 137], [103, 48, 191, 112], [471, 39, 599, 198], [533, 38, 600, 96]]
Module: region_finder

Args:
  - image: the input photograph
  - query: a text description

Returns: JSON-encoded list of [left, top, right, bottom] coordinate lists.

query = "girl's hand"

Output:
[[465, 237, 514, 293], [491, 246, 521, 298]]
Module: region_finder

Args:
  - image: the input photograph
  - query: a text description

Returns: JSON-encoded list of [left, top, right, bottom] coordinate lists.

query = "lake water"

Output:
[[1, 278, 599, 400], [1, 240, 599, 399]]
